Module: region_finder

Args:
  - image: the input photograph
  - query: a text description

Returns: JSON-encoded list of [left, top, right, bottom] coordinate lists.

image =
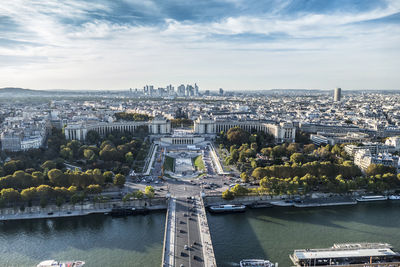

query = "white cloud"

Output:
[[0, 0, 399, 90]]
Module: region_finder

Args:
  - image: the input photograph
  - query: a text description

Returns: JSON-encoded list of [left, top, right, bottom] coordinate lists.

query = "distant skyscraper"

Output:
[[194, 83, 199, 96], [186, 85, 194, 97], [334, 87, 341, 102], [166, 84, 174, 96], [219, 88, 224, 96], [177, 84, 185, 96]]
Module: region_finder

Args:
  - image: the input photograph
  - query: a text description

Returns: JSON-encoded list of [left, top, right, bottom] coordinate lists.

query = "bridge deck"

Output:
[[162, 196, 216, 267]]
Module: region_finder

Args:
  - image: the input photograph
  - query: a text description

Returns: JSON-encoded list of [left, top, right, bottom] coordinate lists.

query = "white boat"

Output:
[[37, 260, 85, 267], [240, 259, 274, 267], [270, 200, 294, 206], [356, 195, 388, 202], [209, 204, 246, 213], [388, 195, 400, 200]]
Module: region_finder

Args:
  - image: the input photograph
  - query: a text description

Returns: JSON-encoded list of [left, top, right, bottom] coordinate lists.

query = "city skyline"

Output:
[[0, 0, 400, 91]]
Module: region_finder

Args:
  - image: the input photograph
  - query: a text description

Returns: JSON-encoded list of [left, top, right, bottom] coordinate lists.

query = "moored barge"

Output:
[[290, 243, 400, 266]]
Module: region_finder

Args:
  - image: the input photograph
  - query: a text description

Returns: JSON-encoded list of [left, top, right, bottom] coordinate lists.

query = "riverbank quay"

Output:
[[203, 193, 377, 209], [293, 196, 357, 207], [0, 197, 167, 221]]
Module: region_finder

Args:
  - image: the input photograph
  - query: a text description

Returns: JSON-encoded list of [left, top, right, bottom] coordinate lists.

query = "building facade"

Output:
[[65, 117, 171, 141], [334, 87, 341, 102], [385, 136, 400, 151], [354, 149, 400, 173], [310, 132, 370, 146], [193, 116, 296, 143]]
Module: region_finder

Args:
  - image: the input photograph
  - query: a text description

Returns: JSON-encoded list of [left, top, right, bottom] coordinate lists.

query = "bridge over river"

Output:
[[162, 196, 217, 267]]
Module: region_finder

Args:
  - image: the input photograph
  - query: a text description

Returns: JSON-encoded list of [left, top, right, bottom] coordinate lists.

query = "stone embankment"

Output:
[[204, 194, 359, 208], [0, 197, 167, 221]]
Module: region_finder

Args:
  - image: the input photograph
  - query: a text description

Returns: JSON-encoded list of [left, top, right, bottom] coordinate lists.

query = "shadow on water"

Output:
[[261, 201, 400, 230], [207, 201, 400, 267], [0, 212, 166, 261], [207, 211, 268, 267]]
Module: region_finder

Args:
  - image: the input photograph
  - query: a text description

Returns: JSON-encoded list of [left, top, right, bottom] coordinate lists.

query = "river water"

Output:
[[207, 201, 400, 267], [1, 202, 399, 267], [0, 212, 165, 267]]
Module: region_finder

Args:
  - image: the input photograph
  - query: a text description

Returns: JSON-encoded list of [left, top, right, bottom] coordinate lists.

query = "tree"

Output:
[[227, 127, 250, 146], [125, 152, 134, 165], [250, 142, 258, 151], [36, 184, 53, 200], [222, 189, 234, 200], [272, 145, 286, 158], [86, 184, 102, 194], [240, 172, 249, 182], [60, 147, 73, 160], [84, 149, 95, 161], [100, 145, 122, 161], [290, 153, 305, 164], [55, 196, 65, 207], [252, 167, 268, 180], [66, 140, 81, 157], [21, 187, 37, 202], [3, 160, 24, 175], [68, 186, 78, 194], [86, 130, 100, 144], [331, 145, 341, 156], [132, 190, 144, 199], [32, 171, 45, 185], [113, 174, 126, 187], [230, 184, 249, 196], [261, 147, 272, 157], [303, 144, 315, 154], [366, 164, 396, 176], [91, 169, 105, 185], [103, 171, 113, 183], [48, 169, 68, 187], [1, 188, 20, 204], [41, 160, 57, 170], [144, 186, 155, 198], [287, 143, 299, 155], [71, 193, 84, 204]]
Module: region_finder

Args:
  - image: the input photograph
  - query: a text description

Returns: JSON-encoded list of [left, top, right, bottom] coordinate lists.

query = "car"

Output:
[[184, 244, 188, 250], [193, 255, 202, 261]]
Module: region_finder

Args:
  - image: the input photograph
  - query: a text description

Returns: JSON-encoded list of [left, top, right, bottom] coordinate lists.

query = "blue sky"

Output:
[[0, 0, 399, 90]]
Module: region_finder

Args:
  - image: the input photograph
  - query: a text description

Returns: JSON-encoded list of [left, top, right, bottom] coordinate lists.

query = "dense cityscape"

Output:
[[1, 0, 400, 266], [0, 86, 400, 266]]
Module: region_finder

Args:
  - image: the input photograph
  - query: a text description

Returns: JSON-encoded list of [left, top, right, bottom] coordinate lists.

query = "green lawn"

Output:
[[163, 156, 175, 172], [193, 155, 205, 171]]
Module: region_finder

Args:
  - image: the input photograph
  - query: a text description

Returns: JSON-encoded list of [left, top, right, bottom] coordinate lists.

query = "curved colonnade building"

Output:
[[65, 115, 296, 143]]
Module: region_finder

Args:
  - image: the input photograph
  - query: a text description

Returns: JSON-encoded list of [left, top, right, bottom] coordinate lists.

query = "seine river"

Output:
[[1, 202, 400, 267], [0, 212, 165, 267], [208, 201, 400, 267]]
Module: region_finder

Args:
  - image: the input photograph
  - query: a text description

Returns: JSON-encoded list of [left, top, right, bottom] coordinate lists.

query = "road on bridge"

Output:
[[174, 197, 204, 267]]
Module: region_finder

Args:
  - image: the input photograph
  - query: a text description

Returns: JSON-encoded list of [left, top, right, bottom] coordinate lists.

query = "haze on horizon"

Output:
[[0, 0, 399, 91]]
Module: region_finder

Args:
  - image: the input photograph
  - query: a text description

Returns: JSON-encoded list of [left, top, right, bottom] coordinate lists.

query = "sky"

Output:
[[0, 0, 399, 91]]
